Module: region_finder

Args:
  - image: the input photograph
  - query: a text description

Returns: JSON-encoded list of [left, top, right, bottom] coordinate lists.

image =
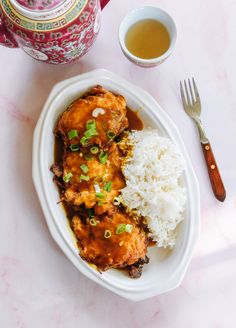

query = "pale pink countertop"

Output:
[[0, 0, 236, 327]]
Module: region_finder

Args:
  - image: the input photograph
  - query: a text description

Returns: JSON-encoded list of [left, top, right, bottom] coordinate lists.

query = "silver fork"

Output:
[[180, 78, 226, 202]]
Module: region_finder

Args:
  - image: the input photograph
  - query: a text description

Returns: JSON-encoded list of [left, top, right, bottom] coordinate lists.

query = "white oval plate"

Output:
[[33, 69, 200, 301]]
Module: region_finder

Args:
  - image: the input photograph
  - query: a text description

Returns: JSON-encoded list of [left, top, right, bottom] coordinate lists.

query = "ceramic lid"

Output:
[[10, 0, 77, 20]]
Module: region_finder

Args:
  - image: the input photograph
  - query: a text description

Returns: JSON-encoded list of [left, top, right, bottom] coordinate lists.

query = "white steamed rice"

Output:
[[120, 130, 186, 248]]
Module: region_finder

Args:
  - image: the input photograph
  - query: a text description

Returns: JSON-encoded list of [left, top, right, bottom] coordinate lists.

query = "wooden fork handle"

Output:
[[201, 142, 226, 202]]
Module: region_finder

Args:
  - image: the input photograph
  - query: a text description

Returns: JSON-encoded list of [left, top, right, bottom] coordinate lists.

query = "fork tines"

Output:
[[180, 78, 200, 107]]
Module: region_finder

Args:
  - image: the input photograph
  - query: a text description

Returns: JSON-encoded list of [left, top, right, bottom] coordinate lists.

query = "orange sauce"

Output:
[[127, 107, 143, 130]]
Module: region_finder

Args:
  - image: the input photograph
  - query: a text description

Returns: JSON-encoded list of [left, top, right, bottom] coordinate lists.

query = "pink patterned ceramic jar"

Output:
[[0, 0, 110, 64]]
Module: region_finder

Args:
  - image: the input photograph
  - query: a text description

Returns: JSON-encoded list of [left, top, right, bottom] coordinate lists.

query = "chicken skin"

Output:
[[56, 86, 128, 148], [62, 143, 125, 210], [72, 208, 148, 271]]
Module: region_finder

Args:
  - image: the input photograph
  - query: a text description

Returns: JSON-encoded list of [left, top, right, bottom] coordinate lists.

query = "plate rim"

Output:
[[32, 68, 200, 301]]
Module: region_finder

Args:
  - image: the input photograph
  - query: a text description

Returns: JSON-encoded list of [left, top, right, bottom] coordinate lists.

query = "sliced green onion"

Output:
[[80, 136, 89, 146], [116, 224, 133, 234], [107, 131, 116, 139], [84, 129, 97, 138], [88, 208, 95, 218], [94, 184, 100, 193], [89, 218, 97, 226], [104, 230, 112, 238], [99, 151, 108, 165], [80, 174, 90, 181], [68, 129, 78, 140], [80, 164, 89, 174], [103, 181, 112, 192], [90, 146, 99, 154], [63, 172, 73, 183], [116, 224, 126, 235], [85, 155, 93, 161], [70, 144, 80, 152], [86, 119, 96, 130], [125, 224, 133, 233], [95, 192, 104, 199], [97, 201, 103, 206]]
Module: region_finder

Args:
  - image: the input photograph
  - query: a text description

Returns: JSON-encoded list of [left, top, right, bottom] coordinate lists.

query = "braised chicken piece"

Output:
[[72, 208, 148, 271], [62, 143, 125, 211], [51, 86, 149, 278], [55, 86, 128, 148]]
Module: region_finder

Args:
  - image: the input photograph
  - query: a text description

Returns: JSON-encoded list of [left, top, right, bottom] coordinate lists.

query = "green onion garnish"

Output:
[[84, 129, 97, 138], [94, 184, 100, 193], [80, 164, 89, 174], [80, 174, 90, 181], [63, 172, 73, 183], [85, 155, 93, 161], [90, 146, 99, 154], [97, 201, 103, 206], [86, 119, 96, 130], [95, 192, 104, 199], [125, 224, 133, 233], [80, 136, 89, 146], [70, 144, 80, 152], [88, 208, 94, 218], [89, 218, 97, 226], [107, 131, 116, 139], [103, 181, 112, 192], [116, 224, 126, 235], [116, 224, 133, 234], [99, 151, 108, 164], [104, 230, 112, 238], [68, 129, 78, 140]]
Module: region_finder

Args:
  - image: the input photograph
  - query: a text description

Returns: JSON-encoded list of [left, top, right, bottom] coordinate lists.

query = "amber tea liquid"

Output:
[[125, 19, 170, 59]]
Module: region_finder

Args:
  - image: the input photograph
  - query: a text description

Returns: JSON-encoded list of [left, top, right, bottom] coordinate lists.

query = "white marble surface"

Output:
[[0, 0, 236, 327]]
